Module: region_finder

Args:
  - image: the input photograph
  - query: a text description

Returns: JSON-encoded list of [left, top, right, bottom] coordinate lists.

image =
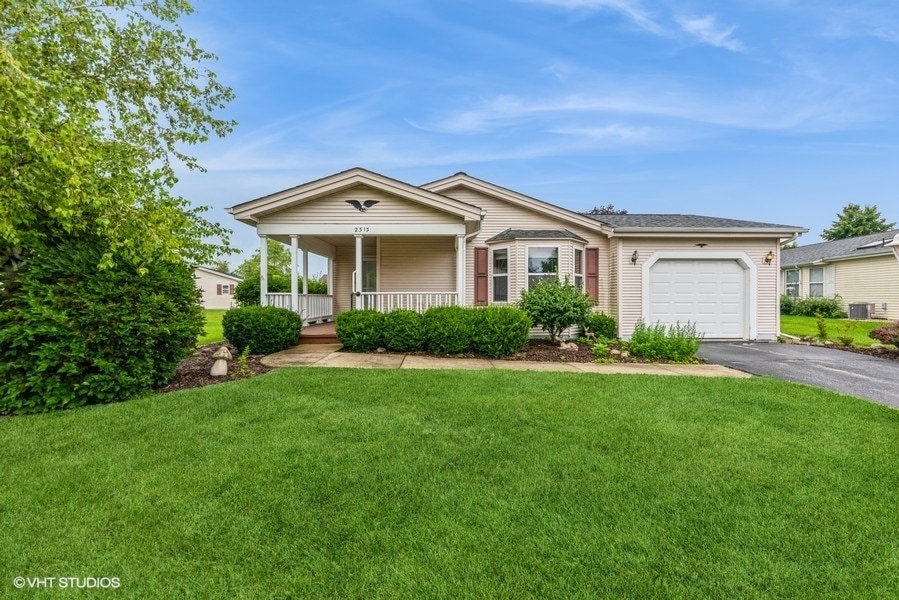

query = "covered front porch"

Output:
[[258, 230, 468, 321]]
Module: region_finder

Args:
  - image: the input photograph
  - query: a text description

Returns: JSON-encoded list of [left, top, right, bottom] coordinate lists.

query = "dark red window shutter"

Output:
[[216, 284, 222, 295], [474, 247, 488, 305], [585, 248, 599, 301]]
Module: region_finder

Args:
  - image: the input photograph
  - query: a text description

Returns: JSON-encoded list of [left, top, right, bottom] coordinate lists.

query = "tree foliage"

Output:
[[235, 239, 293, 279], [821, 204, 895, 241], [587, 203, 628, 215], [0, 0, 235, 268]]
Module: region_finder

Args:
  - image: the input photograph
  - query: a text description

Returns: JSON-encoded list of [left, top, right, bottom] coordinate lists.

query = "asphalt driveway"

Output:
[[697, 342, 899, 409]]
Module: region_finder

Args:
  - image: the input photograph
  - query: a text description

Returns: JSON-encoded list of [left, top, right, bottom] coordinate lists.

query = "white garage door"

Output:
[[648, 259, 746, 339]]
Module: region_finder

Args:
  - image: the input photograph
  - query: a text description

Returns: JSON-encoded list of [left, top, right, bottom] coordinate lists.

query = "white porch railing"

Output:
[[264, 294, 334, 322], [356, 292, 458, 313]]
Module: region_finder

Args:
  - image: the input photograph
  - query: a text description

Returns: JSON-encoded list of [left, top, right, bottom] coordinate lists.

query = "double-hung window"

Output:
[[528, 247, 558, 289], [785, 270, 800, 298], [492, 249, 508, 302], [574, 249, 584, 290], [808, 267, 824, 297]]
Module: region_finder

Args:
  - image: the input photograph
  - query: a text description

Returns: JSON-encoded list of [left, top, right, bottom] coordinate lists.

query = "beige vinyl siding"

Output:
[[439, 186, 611, 311], [608, 238, 620, 330], [258, 185, 460, 225], [194, 269, 240, 310], [379, 237, 456, 291], [617, 237, 781, 340], [833, 255, 899, 320], [332, 238, 376, 314]]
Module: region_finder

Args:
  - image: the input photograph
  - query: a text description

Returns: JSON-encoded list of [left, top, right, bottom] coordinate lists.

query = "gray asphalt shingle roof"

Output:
[[781, 229, 899, 268], [485, 229, 588, 243], [582, 213, 804, 230]]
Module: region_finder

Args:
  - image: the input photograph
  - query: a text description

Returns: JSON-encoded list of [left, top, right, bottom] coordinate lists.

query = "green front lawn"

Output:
[[781, 315, 885, 346], [197, 309, 227, 345], [2, 369, 897, 597]]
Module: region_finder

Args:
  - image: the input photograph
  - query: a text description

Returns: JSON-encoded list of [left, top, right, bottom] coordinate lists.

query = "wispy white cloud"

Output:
[[515, 0, 665, 35], [675, 15, 745, 52]]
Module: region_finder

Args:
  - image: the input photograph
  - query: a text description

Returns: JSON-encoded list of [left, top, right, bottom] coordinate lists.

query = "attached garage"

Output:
[[647, 259, 747, 339]]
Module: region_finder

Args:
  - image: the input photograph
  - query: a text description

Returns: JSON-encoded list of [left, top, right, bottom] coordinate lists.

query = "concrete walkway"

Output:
[[262, 343, 750, 378]]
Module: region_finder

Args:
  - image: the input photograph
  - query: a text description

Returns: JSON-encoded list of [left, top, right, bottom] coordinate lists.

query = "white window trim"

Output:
[[491, 246, 510, 304], [808, 266, 824, 298], [573, 246, 585, 291], [785, 269, 800, 298], [640, 251, 758, 341], [525, 245, 560, 290]]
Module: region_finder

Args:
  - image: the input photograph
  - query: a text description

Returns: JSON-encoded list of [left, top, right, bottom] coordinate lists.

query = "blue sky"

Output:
[[174, 0, 899, 268]]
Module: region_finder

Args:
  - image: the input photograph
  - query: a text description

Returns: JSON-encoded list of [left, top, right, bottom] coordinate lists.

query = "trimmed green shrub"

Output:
[[222, 306, 303, 355], [629, 320, 703, 362], [336, 310, 385, 352], [780, 294, 797, 315], [518, 278, 593, 342], [471, 306, 531, 358], [233, 272, 291, 306], [0, 237, 203, 414], [383, 309, 425, 352], [869, 321, 899, 348], [783, 295, 845, 318], [582, 311, 617, 340], [423, 305, 475, 355]]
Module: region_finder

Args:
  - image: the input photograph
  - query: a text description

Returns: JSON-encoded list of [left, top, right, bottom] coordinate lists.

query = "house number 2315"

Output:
[[354, 226, 370, 233]]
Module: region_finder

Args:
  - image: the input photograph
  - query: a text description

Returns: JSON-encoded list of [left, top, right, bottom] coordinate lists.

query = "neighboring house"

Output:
[[228, 168, 806, 340], [194, 266, 243, 310], [781, 230, 899, 320]]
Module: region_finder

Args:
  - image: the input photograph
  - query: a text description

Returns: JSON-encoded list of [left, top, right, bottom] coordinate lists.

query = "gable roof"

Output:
[[584, 213, 806, 234], [195, 266, 243, 282], [422, 172, 615, 235], [485, 229, 588, 243], [228, 167, 484, 224], [781, 229, 899, 268]]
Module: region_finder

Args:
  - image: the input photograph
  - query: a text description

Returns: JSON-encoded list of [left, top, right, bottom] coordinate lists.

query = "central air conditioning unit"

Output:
[[848, 303, 874, 319]]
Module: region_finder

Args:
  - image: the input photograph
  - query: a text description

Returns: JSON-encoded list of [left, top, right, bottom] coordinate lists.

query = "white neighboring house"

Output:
[[194, 266, 243, 310]]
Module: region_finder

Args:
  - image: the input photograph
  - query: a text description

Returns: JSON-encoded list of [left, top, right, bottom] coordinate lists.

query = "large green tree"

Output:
[[235, 239, 293, 279], [821, 204, 895, 241], [0, 0, 234, 269]]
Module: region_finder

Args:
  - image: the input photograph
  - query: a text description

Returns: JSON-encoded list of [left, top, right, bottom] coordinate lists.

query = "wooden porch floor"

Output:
[[301, 322, 339, 344]]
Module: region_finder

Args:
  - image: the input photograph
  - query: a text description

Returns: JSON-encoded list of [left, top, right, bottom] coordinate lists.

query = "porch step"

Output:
[[301, 322, 339, 345]]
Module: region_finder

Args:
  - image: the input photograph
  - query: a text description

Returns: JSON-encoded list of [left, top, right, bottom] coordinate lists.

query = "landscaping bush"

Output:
[[629, 320, 703, 362], [423, 305, 475, 355], [780, 294, 798, 315], [382, 309, 425, 352], [518, 278, 593, 342], [471, 306, 531, 358], [0, 237, 203, 414], [784, 296, 845, 318], [582, 311, 617, 340], [869, 321, 899, 348], [222, 306, 303, 355], [336, 310, 385, 352]]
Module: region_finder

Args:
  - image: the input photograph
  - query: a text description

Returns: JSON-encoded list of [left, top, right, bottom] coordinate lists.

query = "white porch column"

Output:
[[259, 234, 268, 306], [354, 234, 363, 306], [302, 249, 309, 295], [327, 258, 333, 297], [456, 234, 466, 306], [290, 235, 299, 313]]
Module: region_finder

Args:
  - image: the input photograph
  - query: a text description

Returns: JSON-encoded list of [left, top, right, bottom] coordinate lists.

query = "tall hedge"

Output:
[[0, 238, 203, 414]]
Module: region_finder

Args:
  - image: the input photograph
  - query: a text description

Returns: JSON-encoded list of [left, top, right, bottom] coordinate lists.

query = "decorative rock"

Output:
[[621, 351, 630, 359], [824, 340, 835, 347], [559, 342, 578, 351], [610, 349, 622, 357], [376, 347, 387, 353], [210, 346, 232, 377]]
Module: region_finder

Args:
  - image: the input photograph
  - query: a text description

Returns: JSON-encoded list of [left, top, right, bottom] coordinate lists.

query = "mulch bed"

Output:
[[160, 339, 899, 394], [156, 343, 271, 394]]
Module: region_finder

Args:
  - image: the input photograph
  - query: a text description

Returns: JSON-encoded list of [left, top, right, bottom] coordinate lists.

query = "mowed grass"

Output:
[[1, 369, 898, 597], [197, 309, 227, 345], [781, 315, 885, 346]]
